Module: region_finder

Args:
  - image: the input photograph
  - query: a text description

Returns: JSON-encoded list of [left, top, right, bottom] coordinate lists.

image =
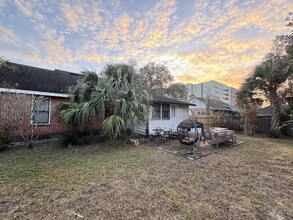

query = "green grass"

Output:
[[0, 135, 293, 219]]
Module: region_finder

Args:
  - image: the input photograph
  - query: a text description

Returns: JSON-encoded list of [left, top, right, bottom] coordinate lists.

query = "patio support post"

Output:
[[146, 118, 149, 139]]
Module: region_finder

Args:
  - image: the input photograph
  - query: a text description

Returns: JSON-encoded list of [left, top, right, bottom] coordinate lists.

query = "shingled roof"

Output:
[[0, 62, 194, 106], [0, 62, 81, 94], [152, 95, 196, 106], [257, 106, 271, 116], [192, 97, 234, 111]]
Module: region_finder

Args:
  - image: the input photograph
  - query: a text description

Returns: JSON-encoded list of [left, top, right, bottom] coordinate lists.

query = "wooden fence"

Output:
[[190, 115, 293, 136], [189, 115, 221, 130], [223, 116, 272, 134], [255, 117, 271, 134]]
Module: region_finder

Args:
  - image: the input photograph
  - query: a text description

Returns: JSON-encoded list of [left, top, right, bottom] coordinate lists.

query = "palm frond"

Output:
[[101, 115, 125, 140], [58, 63, 151, 140]]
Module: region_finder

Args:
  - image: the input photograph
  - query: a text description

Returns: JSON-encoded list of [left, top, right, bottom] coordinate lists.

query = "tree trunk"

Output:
[[269, 90, 281, 130], [244, 117, 248, 135]]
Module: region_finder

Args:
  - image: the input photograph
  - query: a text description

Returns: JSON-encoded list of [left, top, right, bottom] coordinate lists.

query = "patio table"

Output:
[[204, 130, 228, 147], [152, 128, 171, 144]]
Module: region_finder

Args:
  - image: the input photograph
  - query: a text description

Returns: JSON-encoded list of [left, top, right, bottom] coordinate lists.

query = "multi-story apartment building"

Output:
[[185, 80, 239, 106]]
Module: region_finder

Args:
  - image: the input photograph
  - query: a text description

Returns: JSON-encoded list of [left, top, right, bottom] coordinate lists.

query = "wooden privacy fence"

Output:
[[222, 116, 272, 134], [189, 115, 293, 136], [189, 115, 221, 130], [222, 116, 242, 131], [255, 117, 271, 134]]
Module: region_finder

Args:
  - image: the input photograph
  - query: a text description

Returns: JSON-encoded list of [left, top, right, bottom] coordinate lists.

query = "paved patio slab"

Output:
[[144, 138, 244, 160]]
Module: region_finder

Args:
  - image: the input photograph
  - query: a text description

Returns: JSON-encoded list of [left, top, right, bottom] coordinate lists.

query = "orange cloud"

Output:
[[43, 41, 73, 66], [81, 54, 109, 63], [115, 13, 133, 41], [155, 35, 274, 88], [60, 2, 102, 32]]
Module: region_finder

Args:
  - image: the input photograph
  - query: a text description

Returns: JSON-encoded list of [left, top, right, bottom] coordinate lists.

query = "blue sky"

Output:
[[0, 0, 291, 87]]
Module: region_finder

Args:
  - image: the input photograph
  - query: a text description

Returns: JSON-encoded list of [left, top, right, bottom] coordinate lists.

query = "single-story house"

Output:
[[0, 62, 101, 138], [135, 95, 196, 136], [1, 62, 194, 139], [188, 96, 237, 116]]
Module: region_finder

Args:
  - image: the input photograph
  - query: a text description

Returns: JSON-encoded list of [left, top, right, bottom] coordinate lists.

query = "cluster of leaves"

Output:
[[58, 64, 151, 140], [268, 128, 282, 138], [133, 62, 187, 100], [0, 57, 18, 71], [237, 87, 260, 136]]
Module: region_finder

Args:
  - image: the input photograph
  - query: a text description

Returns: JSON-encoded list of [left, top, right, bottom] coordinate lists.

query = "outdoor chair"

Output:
[[154, 127, 163, 139], [161, 129, 172, 144]]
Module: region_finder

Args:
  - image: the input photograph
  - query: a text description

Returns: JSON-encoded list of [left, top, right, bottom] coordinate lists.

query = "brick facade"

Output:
[[0, 93, 102, 139]]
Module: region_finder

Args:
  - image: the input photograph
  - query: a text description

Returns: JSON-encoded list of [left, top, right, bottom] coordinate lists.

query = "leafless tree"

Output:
[[0, 86, 43, 148]]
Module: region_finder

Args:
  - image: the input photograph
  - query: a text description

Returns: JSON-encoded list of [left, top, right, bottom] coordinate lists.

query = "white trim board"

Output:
[[0, 88, 69, 98]]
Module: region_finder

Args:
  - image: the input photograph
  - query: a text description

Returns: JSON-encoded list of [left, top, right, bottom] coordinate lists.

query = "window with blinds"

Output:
[[32, 98, 50, 124]]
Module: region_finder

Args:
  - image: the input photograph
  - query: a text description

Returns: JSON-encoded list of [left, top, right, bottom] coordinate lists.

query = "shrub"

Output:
[[268, 129, 282, 138], [0, 123, 14, 151], [61, 134, 79, 147], [0, 134, 10, 151], [60, 133, 91, 147]]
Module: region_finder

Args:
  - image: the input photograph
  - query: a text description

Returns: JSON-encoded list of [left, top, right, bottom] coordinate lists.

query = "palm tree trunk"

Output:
[[269, 90, 281, 130]]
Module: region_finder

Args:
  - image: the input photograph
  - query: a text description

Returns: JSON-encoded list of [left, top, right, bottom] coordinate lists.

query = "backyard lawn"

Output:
[[0, 135, 293, 219]]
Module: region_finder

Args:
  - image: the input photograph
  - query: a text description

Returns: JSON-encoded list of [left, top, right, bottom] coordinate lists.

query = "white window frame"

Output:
[[152, 103, 161, 120], [152, 103, 171, 120], [31, 97, 51, 125], [171, 106, 176, 117], [161, 104, 170, 120]]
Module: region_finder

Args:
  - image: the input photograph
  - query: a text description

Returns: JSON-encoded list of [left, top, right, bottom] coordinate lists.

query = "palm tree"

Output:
[[245, 55, 292, 131], [58, 64, 151, 140]]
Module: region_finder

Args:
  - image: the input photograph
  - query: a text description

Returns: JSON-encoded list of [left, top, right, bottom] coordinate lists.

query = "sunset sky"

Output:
[[0, 0, 291, 88]]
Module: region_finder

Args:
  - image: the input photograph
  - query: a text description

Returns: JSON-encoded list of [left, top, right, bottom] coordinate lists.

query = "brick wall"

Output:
[[0, 93, 102, 139]]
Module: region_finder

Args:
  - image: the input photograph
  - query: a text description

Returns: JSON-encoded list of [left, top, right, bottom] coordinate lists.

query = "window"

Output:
[[152, 103, 161, 119], [32, 98, 50, 124], [162, 104, 170, 119], [171, 106, 176, 117], [152, 103, 170, 119]]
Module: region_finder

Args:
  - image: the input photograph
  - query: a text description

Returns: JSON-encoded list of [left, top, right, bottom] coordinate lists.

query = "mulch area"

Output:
[[143, 137, 244, 160]]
